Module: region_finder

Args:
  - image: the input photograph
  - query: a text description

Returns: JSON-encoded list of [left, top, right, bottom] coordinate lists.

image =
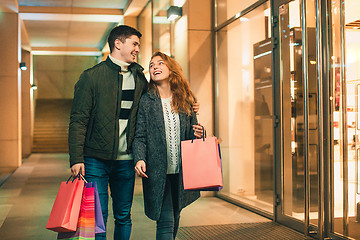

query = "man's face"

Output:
[[114, 35, 140, 63]]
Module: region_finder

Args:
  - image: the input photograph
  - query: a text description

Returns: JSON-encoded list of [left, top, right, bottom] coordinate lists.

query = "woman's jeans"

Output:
[[84, 157, 135, 240], [156, 174, 181, 240]]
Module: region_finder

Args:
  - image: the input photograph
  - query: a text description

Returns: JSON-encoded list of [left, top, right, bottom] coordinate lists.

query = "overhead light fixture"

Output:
[[19, 62, 27, 71], [167, 6, 182, 21], [31, 84, 37, 90]]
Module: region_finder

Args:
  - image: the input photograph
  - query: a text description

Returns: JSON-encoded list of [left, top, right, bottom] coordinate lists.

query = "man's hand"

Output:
[[193, 124, 204, 138], [193, 102, 200, 115], [135, 160, 148, 178], [71, 163, 85, 178]]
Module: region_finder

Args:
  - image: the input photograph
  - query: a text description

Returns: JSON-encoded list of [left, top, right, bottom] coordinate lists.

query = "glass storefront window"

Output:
[[215, 1, 273, 213]]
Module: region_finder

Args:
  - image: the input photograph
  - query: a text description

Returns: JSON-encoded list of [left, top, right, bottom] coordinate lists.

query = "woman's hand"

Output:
[[192, 124, 204, 138], [135, 160, 148, 178], [193, 101, 200, 115]]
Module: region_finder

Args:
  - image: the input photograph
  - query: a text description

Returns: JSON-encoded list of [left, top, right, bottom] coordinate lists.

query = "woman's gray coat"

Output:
[[132, 90, 200, 221]]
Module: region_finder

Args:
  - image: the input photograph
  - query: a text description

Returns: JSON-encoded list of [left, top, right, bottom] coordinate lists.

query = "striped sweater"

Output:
[[109, 55, 135, 160]]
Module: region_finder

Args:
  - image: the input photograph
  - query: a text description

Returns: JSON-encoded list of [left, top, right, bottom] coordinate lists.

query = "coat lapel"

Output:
[[149, 92, 167, 145], [179, 112, 187, 141]]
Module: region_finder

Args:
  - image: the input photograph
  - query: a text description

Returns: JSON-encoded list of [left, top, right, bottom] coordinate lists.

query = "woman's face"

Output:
[[149, 56, 170, 83]]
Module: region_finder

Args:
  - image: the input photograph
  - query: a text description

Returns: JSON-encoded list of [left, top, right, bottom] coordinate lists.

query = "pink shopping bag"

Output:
[[181, 136, 223, 190]]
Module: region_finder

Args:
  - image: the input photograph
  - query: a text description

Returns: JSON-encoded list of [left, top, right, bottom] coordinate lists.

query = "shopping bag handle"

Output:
[[66, 173, 88, 184], [191, 126, 206, 143]]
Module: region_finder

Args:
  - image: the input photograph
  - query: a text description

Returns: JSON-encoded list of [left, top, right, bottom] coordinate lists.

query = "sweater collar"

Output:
[[109, 55, 130, 72], [105, 56, 144, 73]]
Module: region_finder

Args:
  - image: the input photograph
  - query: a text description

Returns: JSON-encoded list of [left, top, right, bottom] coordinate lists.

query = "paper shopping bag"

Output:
[[57, 182, 96, 240], [192, 143, 223, 191], [181, 136, 223, 190], [46, 177, 85, 232]]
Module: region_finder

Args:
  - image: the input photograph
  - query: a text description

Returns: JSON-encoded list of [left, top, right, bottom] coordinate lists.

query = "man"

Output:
[[69, 25, 148, 240]]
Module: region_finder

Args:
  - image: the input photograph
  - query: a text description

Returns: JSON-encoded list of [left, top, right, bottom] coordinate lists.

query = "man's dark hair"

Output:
[[107, 25, 142, 53]]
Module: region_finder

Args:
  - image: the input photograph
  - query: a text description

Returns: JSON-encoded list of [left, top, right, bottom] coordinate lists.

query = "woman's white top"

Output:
[[161, 97, 181, 174]]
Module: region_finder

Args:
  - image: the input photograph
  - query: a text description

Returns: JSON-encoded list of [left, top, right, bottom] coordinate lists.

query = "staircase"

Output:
[[33, 99, 72, 153]]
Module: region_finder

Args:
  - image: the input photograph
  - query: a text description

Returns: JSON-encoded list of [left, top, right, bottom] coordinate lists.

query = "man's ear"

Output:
[[114, 39, 122, 50]]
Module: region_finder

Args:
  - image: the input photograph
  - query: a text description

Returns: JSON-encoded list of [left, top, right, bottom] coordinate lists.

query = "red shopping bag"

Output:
[[181, 136, 223, 190], [57, 182, 96, 240], [46, 176, 85, 232]]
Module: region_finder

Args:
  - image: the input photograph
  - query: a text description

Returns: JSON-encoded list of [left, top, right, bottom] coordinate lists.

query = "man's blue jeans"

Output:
[[84, 157, 135, 240]]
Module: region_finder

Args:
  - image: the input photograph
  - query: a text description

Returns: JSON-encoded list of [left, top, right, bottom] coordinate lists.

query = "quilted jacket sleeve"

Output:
[[68, 71, 93, 167], [132, 95, 148, 165]]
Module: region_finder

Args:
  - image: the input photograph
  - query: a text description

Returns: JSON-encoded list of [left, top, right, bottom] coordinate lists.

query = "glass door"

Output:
[[274, 0, 322, 236]]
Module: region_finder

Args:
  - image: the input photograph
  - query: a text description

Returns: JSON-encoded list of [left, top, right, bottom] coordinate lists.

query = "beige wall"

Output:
[[138, 2, 153, 79], [124, 16, 137, 29], [181, 0, 213, 136], [171, 0, 214, 197], [0, 9, 22, 168], [33, 55, 97, 99]]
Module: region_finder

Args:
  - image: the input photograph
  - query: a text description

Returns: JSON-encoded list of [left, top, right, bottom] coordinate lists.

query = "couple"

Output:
[[69, 25, 204, 240]]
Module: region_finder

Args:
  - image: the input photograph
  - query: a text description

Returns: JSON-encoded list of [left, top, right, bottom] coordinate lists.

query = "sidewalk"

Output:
[[0, 153, 304, 239]]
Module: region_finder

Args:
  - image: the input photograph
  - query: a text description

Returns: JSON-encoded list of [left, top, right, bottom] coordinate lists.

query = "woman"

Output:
[[132, 52, 203, 239]]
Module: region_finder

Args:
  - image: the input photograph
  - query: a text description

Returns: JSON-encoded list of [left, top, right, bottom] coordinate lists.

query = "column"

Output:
[[174, 0, 213, 136], [0, 3, 22, 168]]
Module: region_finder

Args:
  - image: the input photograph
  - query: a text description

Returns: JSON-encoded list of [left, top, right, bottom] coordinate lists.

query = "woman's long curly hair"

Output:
[[149, 52, 196, 116]]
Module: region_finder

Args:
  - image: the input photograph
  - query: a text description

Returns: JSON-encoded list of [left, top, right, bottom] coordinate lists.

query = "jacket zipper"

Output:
[[112, 73, 122, 159], [126, 71, 138, 153]]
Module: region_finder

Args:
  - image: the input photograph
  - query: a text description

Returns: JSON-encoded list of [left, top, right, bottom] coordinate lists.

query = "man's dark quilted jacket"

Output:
[[68, 57, 148, 167]]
